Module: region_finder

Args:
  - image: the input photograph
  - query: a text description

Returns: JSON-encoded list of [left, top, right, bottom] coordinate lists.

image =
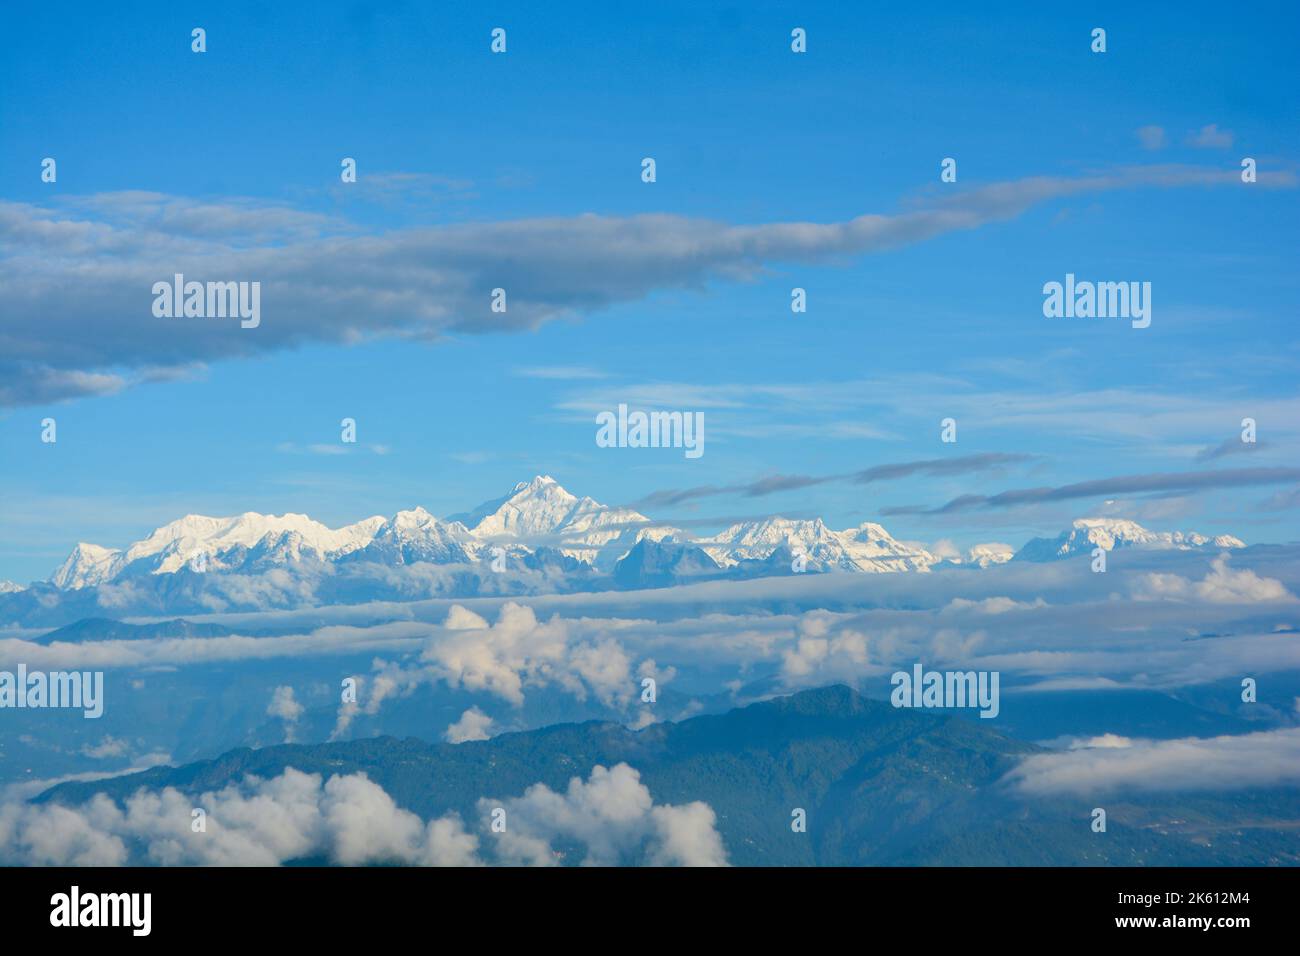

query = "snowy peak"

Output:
[[460, 475, 670, 567], [48, 511, 388, 585], [37, 483, 1254, 591], [469, 475, 583, 538], [356, 510, 475, 565], [965, 543, 1016, 568], [1014, 517, 1245, 562], [700, 517, 935, 573], [119, 511, 387, 574], [50, 542, 123, 590]]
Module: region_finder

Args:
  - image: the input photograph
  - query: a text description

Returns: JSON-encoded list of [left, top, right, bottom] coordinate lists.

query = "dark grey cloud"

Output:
[[1, 164, 1284, 406], [636, 453, 1034, 508], [883, 467, 1300, 516], [1257, 485, 1300, 513], [850, 453, 1032, 484], [1195, 437, 1266, 462]]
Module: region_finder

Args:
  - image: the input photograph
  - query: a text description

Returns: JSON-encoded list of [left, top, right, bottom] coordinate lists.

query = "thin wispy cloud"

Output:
[[1135, 125, 1167, 150], [1194, 437, 1266, 462], [277, 442, 391, 457], [883, 466, 1300, 515], [514, 365, 610, 380], [636, 453, 1035, 508], [1258, 485, 1300, 512], [1188, 124, 1234, 149]]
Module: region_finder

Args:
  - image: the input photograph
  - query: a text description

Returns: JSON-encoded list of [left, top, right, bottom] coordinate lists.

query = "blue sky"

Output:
[[1, 0, 1298, 582]]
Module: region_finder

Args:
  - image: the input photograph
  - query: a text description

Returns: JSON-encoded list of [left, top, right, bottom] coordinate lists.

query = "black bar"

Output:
[[0, 866, 1289, 942]]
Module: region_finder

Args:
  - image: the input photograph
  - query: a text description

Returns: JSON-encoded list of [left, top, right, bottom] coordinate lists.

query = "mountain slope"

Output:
[[50, 542, 123, 589], [700, 517, 937, 572], [612, 538, 721, 589], [1015, 517, 1246, 562], [38, 685, 1298, 866], [460, 475, 675, 568], [34, 617, 239, 644], [38, 483, 1256, 597]]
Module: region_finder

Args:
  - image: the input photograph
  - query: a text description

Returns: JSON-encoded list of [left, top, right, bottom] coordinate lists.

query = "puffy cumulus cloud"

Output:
[[0, 798, 129, 866], [2, 766, 726, 868], [928, 539, 962, 561], [267, 685, 304, 742], [318, 773, 479, 867], [0, 769, 479, 867], [444, 605, 490, 630], [637, 658, 677, 685], [325, 603, 641, 737], [329, 670, 404, 741], [646, 801, 727, 867], [1004, 727, 1300, 797], [81, 736, 131, 760], [480, 763, 727, 867], [1135, 554, 1295, 604], [420, 602, 635, 708], [445, 706, 495, 744], [780, 612, 872, 684]]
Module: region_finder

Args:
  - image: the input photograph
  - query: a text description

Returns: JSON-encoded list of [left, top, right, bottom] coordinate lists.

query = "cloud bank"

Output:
[[0, 763, 726, 867], [1005, 727, 1300, 796], [2, 164, 1280, 406], [481, 763, 727, 866]]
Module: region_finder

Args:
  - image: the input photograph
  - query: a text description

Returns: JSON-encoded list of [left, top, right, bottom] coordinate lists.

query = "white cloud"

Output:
[[420, 602, 634, 708], [1005, 728, 1300, 796], [929, 539, 962, 561], [1135, 554, 1294, 603], [444, 605, 489, 630], [1188, 124, 1234, 149], [1, 164, 1280, 406], [267, 685, 304, 742], [81, 736, 131, 760], [445, 707, 494, 744], [780, 613, 872, 684], [329, 671, 403, 741], [0, 768, 479, 867], [7, 548, 1300, 738], [480, 763, 727, 866], [1136, 125, 1167, 150], [2, 764, 726, 867], [944, 596, 1047, 614], [321, 603, 641, 737]]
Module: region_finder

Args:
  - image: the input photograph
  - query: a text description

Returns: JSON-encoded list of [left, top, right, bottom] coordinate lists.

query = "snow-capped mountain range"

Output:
[[47, 477, 670, 589], [41, 476, 1245, 590], [1013, 517, 1245, 562], [696, 518, 937, 573]]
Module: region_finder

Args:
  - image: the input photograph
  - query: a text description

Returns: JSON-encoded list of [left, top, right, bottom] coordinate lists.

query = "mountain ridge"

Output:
[[34, 684, 1297, 866], [43, 476, 1246, 590]]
